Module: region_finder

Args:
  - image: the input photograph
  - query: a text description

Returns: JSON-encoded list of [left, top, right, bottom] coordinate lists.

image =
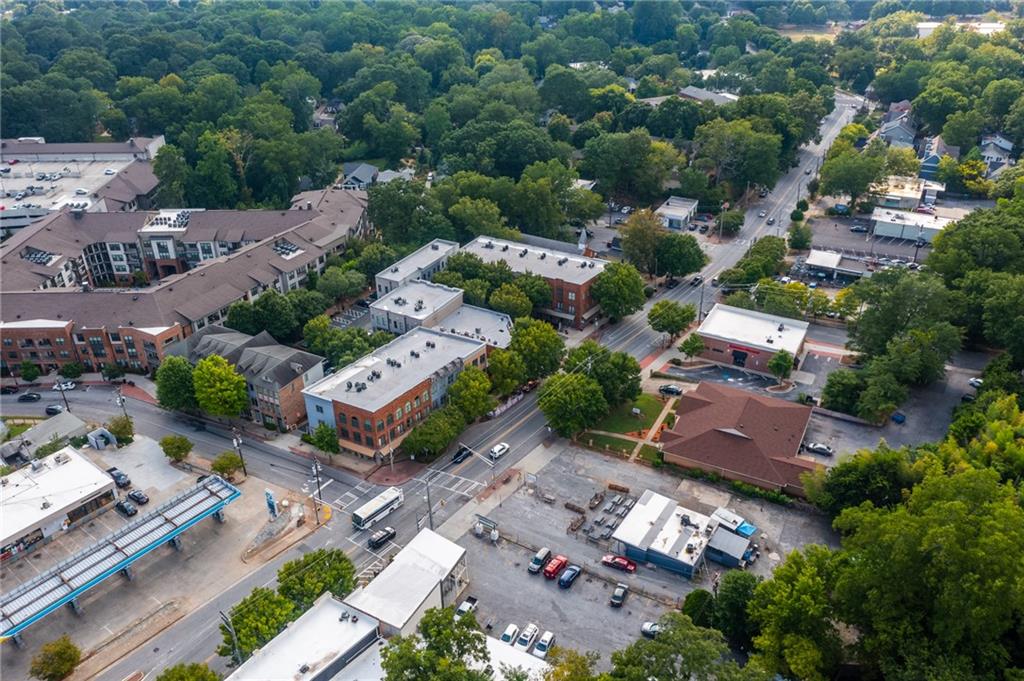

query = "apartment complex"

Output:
[[374, 238, 459, 295], [166, 326, 324, 430], [461, 236, 607, 329], [303, 327, 487, 458]]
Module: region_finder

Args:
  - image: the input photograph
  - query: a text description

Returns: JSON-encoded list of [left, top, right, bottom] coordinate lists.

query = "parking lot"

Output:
[[456, 445, 837, 664], [809, 216, 929, 262]]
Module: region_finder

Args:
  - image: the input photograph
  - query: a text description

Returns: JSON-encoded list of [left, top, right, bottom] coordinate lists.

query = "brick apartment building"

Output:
[[461, 236, 607, 329], [302, 327, 487, 458]]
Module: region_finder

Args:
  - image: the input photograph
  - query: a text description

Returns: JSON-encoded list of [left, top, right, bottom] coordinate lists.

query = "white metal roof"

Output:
[[654, 196, 699, 220], [612, 490, 714, 568], [805, 250, 843, 270], [0, 319, 71, 329], [462, 236, 607, 285], [870, 207, 955, 231], [228, 592, 379, 681], [1, 447, 113, 547], [370, 280, 462, 320], [697, 304, 809, 356]]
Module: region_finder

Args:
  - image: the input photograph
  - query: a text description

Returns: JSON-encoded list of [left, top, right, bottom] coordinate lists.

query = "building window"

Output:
[[568, 305, 575, 314], [2, 338, 10, 346], [364, 419, 373, 431], [387, 413, 394, 425], [353, 432, 362, 444], [340, 428, 349, 439], [389, 428, 396, 439], [315, 405, 324, 414], [413, 396, 420, 408], [351, 416, 359, 428], [110, 333, 121, 342], [568, 291, 576, 301], [404, 402, 411, 415]]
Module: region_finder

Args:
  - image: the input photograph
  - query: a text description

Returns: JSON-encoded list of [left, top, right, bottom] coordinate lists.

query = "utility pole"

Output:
[[231, 427, 248, 477], [219, 610, 242, 666], [311, 460, 323, 525], [388, 447, 394, 474], [698, 281, 706, 321], [58, 384, 71, 413], [115, 387, 128, 418], [424, 472, 435, 530]]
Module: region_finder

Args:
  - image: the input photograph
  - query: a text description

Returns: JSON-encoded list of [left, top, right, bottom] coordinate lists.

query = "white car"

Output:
[[514, 623, 539, 652], [52, 381, 76, 392], [532, 631, 555, 659], [758, 210, 767, 217], [969, 377, 983, 389], [489, 442, 510, 460], [74, 188, 88, 195], [804, 442, 834, 456], [500, 623, 519, 645], [104, 168, 116, 175]]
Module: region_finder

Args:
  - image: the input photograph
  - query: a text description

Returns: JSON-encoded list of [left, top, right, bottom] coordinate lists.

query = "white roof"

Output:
[[1, 447, 114, 546], [612, 490, 714, 568], [573, 178, 596, 191], [370, 280, 462, 321], [870, 207, 955, 231], [342, 529, 465, 630], [697, 304, 809, 356], [376, 238, 459, 283], [805, 250, 842, 270], [654, 196, 699, 220], [303, 327, 485, 412], [0, 319, 70, 329], [228, 593, 379, 681], [873, 176, 944, 200], [710, 507, 744, 533], [462, 237, 607, 285], [433, 304, 512, 348]]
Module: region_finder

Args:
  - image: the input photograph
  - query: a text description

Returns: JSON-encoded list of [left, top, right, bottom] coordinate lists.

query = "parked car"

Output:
[[74, 188, 88, 195], [558, 564, 582, 589], [104, 168, 116, 175], [452, 444, 472, 464], [528, 547, 552, 574], [127, 490, 149, 505], [891, 412, 906, 424], [115, 500, 138, 517], [803, 442, 834, 456], [500, 623, 520, 645], [659, 384, 683, 396], [969, 378, 984, 389], [698, 224, 709, 233], [804, 167, 812, 175], [687, 223, 698, 231], [665, 278, 679, 289], [610, 583, 629, 607], [52, 381, 76, 392], [1, 385, 19, 395], [17, 392, 42, 402], [489, 442, 509, 460], [514, 623, 539, 652], [640, 622, 661, 639], [961, 393, 976, 403], [355, 299, 370, 308], [368, 526, 396, 549], [455, 597, 478, 618], [107, 467, 131, 488], [601, 554, 637, 573], [758, 210, 767, 217], [543, 554, 568, 579], [690, 275, 704, 286], [45, 404, 65, 416], [533, 631, 555, 659], [850, 225, 869, 233], [521, 379, 539, 393]]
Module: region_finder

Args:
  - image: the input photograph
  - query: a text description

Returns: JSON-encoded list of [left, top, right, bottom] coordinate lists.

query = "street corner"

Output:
[[365, 458, 424, 486], [242, 490, 319, 564]]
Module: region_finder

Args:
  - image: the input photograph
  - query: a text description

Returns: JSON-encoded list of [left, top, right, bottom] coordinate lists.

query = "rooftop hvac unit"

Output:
[[501, 244, 509, 252], [539, 252, 546, 259], [431, 243, 439, 250], [589, 262, 595, 268], [520, 249, 528, 257], [766, 337, 774, 344], [484, 241, 494, 249], [557, 257, 568, 266]]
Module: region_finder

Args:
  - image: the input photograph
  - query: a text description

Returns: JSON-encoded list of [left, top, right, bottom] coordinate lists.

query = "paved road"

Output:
[[61, 92, 865, 680]]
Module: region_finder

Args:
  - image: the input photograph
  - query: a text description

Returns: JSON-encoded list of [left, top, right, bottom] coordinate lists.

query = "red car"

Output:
[[601, 554, 637, 573], [543, 554, 568, 579]]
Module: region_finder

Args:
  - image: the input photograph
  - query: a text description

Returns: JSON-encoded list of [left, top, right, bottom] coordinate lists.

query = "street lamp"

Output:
[[115, 387, 128, 418], [231, 427, 248, 477], [311, 460, 324, 525]]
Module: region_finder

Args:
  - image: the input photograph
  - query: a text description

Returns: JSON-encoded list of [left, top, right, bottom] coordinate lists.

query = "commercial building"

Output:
[[611, 490, 716, 578], [374, 238, 459, 295], [871, 175, 944, 210], [678, 85, 738, 106], [870, 207, 954, 243], [654, 196, 699, 230], [302, 327, 487, 457], [695, 304, 808, 374], [433, 304, 513, 349], [462, 236, 607, 329], [166, 325, 324, 430], [804, 249, 870, 281], [660, 382, 818, 497], [370, 280, 464, 335], [1, 447, 116, 562]]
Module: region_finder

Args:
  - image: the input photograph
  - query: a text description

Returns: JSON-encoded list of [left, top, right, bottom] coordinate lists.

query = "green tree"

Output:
[[155, 355, 197, 412], [253, 290, 298, 340], [620, 210, 664, 275], [819, 147, 884, 207], [225, 301, 259, 335], [802, 444, 918, 519], [29, 635, 81, 681], [401, 406, 465, 461], [211, 451, 243, 477], [679, 334, 705, 360], [277, 548, 356, 610], [511, 273, 551, 312], [159, 435, 193, 463], [286, 289, 330, 328], [154, 663, 219, 681], [309, 422, 340, 454], [658, 232, 707, 278], [193, 355, 247, 417], [486, 348, 527, 396], [820, 368, 866, 414], [695, 118, 782, 190], [19, 360, 41, 382], [381, 606, 491, 681], [565, 340, 642, 407], [106, 415, 134, 443], [767, 350, 794, 384], [218, 587, 295, 663], [787, 222, 812, 250], [354, 243, 398, 278], [681, 589, 715, 628], [849, 270, 954, 358], [592, 262, 646, 321], [488, 283, 532, 320], [884, 146, 921, 177], [544, 647, 599, 681], [509, 318, 565, 380], [719, 210, 745, 237], [648, 300, 696, 340], [153, 144, 191, 207], [447, 366, 496, 422], [318, 267, 366, 301], [538, 372, 608, 437], [714, 571, 761, 651], [59, 362, 83, 379], [101, 362, 125, 381]]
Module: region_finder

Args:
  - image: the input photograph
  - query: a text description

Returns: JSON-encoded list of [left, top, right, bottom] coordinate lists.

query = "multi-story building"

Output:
[[374, 238, 459, 295], [302, 327, 487, 458], [165, 326, 324, 430], [370, 280, 464, 335], [461, 236, 608, 329]]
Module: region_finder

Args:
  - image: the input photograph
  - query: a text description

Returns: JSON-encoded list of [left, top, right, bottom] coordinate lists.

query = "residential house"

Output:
[[341, 163, 379, 190], [878, 114, 917, 148], [980, 133, 1014, 176], [678, 85, 738, 106], [918, 135, 959, 181]]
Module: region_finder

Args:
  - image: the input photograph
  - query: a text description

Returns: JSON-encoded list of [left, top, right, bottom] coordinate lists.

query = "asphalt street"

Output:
[[15, 92, 864, 680]]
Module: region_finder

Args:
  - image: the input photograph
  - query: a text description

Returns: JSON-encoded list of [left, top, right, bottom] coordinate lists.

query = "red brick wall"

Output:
[[697, 335, 780, 374], [276, 375, 308, 429], [333, 378, 433, 456]]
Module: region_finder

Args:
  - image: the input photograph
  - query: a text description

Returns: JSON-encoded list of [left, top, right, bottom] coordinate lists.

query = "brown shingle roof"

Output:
[[660, 383, 818, 493]]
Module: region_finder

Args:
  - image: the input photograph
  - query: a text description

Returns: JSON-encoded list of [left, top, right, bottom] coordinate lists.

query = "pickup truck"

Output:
[[106, 467, 131, 489], [455, 597, 478, 618]]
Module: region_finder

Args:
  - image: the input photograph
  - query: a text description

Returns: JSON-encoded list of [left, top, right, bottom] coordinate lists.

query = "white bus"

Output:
[[351, 486, 404, 530]]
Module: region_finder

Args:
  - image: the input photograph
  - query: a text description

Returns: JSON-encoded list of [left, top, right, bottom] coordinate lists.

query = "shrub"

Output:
[[790, 209, 804, 222], [643, 285, 656, 298], [34, 436, 66, 459], [729, 480, 793, 506], [69, 435, 89, 448], [160, 434, 193, 462], [669, 357, 683, 366], [263, 420, 278, 431], [106, 415, 134, 444], [796, 199, 809, 212], [30, 635, 81, 681], [211, 451, 244, 477]]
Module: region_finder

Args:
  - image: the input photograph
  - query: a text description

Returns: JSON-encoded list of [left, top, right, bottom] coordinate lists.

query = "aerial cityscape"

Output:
[[2, 1, 1024, 680]]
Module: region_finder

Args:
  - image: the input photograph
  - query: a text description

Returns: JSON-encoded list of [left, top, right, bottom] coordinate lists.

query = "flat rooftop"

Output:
[[376, 238, 459, 283], [228, 593, 379, 681], [303, 328, 485, 412], [0, 157, 142, 213], [873, 175, 944, 199], [462, 236, 607, 285], [655, 196, 699, 219], [1, 447, 113, 547], [871, 207, 955, 230], [370, 280, 462, 321], [698, 303, 809, 356], [612, 490, 714, 568], [433, 304, 512, 348]]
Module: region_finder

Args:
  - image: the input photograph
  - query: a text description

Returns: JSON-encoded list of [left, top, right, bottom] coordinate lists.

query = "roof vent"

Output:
[[766, 337, 774, 344], [777, 323, 784, 332], [501, 244, 509, 251], [431, 243, 439, 250], [539, 252, 546, 260], [299, 665, 310, 674]]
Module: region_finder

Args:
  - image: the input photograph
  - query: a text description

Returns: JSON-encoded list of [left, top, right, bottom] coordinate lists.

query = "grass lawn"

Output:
[[582, 433, 636, 456], [594, 393, 664, 434], [2, 421, 30, 442], [638, 444, 661, 464]]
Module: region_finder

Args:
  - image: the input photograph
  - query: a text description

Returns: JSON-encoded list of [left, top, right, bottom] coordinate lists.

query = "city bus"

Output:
[[351, 486, 404, 530]]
